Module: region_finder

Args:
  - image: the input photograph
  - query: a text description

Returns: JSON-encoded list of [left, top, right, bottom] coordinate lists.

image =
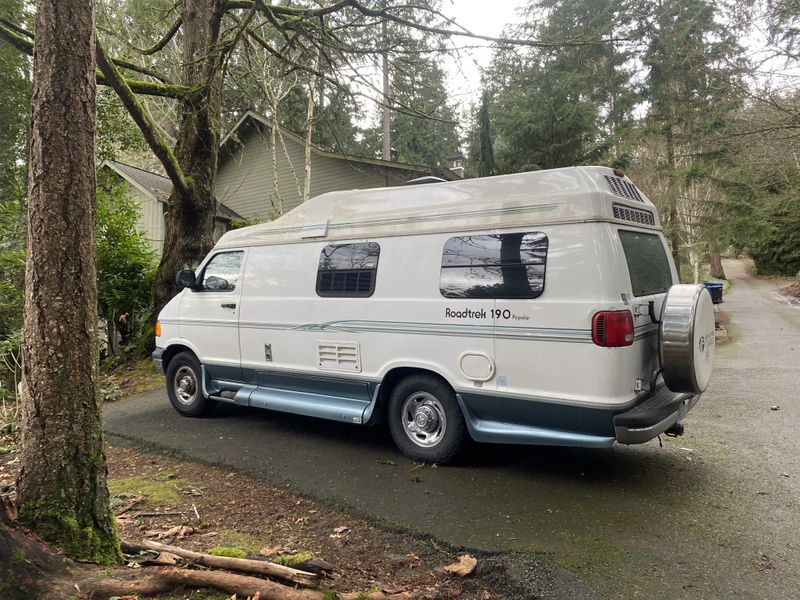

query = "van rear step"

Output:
[[614, 386, 697, 444]]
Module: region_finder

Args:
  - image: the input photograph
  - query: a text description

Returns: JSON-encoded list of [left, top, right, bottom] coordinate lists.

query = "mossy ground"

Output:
[[101, 357, 164, 401], [206, 545, 247, 558], [274, 550, 314, 566], [207, 530, 264, 556], [108, 471, 189, 506]]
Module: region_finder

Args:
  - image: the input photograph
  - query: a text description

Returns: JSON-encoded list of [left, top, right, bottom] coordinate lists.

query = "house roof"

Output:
[[101, 160, 242, 221], [215, 166, 660, 249], [218, 110, 458, 181]]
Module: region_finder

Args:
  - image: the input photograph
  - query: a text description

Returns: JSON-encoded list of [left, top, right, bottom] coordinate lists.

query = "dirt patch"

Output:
[[780, 282, 800, 305], [101, 358, 165, 402], [105, 444, 501, 598], [0, 437, 518, 599], [714, 310, 731, 344]]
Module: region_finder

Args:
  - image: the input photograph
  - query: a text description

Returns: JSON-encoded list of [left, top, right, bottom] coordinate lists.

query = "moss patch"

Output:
[[108, 473, 188, 506], [206, 546, 248, 559], [17, 498, 122, 566], [274, 551, 314, 566], [214, 530, 264, 555]]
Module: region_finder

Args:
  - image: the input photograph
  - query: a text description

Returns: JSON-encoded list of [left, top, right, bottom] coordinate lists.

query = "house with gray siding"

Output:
[[101, 160, 241, 257], [216, 110, 457, 222]]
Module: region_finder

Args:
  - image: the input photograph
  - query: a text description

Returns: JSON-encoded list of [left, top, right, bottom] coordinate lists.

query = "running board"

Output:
[[200, 366, 371, 424], [247, 386, 369, 424]]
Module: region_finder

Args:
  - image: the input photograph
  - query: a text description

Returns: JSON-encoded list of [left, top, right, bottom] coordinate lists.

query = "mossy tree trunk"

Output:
[[16, 0, 121, 565], [152, 0, 226, 317]]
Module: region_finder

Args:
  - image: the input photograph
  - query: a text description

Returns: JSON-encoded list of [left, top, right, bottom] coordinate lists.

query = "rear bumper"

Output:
[[613, 385, 698, 444], [152, 348, 165, 376]]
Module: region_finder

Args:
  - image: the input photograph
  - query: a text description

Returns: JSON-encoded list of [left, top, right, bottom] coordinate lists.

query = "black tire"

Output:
[[165, 351, 215, 417], [388, 374, 467, 464]]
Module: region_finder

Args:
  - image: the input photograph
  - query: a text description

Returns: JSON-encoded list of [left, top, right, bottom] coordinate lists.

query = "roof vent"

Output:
[[604, 175, 645, 202], [613, 203, 655, 226], [405, 176, 447, 185]]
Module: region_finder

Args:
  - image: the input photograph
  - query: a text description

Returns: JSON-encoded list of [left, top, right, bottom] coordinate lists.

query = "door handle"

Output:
[[220, 303, 237, 309]]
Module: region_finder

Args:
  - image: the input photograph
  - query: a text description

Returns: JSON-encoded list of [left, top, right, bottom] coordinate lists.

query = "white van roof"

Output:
[[215, 166, 660, 248]]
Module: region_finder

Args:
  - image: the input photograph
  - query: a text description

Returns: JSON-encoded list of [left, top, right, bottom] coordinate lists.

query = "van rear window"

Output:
[[316, 242, 380, 297], [618, 230, 673, 296], [440, 232, 548, 299]]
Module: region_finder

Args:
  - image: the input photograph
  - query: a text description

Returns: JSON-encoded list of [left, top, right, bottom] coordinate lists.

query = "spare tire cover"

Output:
[[660, 284, 716, 393]]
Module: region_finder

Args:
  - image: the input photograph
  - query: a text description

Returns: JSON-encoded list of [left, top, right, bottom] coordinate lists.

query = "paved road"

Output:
[[105, 260, 800, 599]]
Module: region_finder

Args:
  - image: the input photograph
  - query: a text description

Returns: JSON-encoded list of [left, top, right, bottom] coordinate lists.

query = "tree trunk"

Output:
[[152, 0, 225, 320], [709, 248, 726, 279], [17, 0, 121, 565], [665, 125, 682, 281]]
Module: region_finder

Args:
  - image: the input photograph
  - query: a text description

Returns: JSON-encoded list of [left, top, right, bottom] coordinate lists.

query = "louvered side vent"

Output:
[[317, 342, 361, 372], [317, 270, 374, 296], [612, 204, 656, 226], [604, 175, 645, 202]]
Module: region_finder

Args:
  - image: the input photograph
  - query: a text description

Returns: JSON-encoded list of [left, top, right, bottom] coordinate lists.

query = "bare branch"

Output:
[[129, 17, 183, 55], [96, 38, 191, 198], [0, 20, 187, 97], [227, 0, 626, 48], [110, 56, 175, 84], [0, 20, 32, 55]]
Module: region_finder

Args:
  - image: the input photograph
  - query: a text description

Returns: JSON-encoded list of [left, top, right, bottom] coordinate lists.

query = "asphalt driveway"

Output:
[[104, 259, 800, 599]]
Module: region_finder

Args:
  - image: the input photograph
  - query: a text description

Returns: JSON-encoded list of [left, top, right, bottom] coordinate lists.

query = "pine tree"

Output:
[[470, 91, 495, 177], [486, 0, 638, 173], [641, 0, 746, 278]]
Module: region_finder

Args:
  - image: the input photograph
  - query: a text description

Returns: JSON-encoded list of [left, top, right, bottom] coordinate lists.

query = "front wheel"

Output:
[[165, 351, 215, 417], [388, 374, 467, 464]]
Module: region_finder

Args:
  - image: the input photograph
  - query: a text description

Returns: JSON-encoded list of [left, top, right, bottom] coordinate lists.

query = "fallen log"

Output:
[[123, 539, 319, 587], [78, 566, 324, 600]]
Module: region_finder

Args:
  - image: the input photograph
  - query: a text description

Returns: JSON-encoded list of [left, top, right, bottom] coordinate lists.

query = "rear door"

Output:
[[616, 229, 675, 379]]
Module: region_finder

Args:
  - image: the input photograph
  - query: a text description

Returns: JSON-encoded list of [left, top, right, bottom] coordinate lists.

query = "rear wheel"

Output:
[[388, 374, 467, 464], [165, 351, 215, 417]]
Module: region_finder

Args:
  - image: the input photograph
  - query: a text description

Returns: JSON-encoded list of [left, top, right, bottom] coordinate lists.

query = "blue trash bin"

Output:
[[703, 282, 723, 304]]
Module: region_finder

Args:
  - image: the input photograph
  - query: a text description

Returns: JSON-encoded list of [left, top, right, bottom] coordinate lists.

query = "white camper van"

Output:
[[153, 166, 715, 463]]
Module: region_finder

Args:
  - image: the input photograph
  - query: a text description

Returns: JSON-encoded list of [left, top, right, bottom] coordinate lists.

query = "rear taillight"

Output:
[[592, 310, 634, 347]]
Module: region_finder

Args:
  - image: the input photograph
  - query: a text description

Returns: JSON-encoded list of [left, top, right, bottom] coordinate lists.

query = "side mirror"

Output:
[[175, 269, 197, 289]]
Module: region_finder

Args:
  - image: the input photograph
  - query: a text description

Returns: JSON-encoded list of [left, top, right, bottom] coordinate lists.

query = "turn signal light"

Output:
[[592, 310, 634, 347], [155, 321, 161, 337]]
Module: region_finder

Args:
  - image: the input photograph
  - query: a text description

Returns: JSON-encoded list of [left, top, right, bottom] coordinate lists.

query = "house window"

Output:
[[316, 242, 380, 297], [440, 232, 548, 299], [213, 221, 227, 243]]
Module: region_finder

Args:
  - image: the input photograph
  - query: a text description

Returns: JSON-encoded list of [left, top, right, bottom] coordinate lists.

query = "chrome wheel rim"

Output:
[[401, 392, 446, 448], [174, 366, 198, 405]]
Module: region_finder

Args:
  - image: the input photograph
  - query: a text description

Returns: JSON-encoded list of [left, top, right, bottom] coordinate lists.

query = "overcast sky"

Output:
[[440, 0, 526, 109]]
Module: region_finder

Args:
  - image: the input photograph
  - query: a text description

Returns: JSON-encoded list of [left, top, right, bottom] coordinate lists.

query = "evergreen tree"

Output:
[[474, 91, 495, 177], [487, 0, 638, 173], [641, 0, 747, 277]]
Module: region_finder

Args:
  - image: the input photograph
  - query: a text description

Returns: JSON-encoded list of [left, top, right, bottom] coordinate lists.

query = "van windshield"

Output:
[[618, 230, 673, 296]]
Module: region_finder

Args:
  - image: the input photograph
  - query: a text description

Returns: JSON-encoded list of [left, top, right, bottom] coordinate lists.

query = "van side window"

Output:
[[440, 233, 548, 299], [200, 251, 244, 291], [316, 242, 380, 297], [618, 230, 672, 296]]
